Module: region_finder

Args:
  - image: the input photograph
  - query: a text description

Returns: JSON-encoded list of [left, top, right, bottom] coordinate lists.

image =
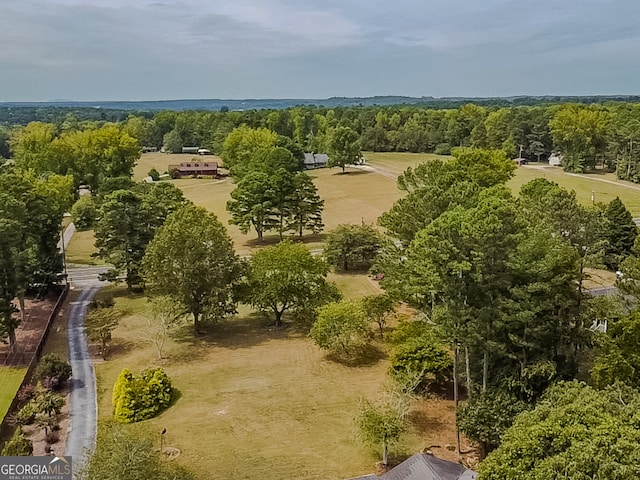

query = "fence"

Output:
[[0, 285, 69, 448]]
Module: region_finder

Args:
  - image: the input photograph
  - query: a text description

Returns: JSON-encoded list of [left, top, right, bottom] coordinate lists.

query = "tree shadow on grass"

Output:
[[104, 339, 138, 360], [325, 343, 387, 367], [169, 313, 300, 363], [244, 233, 328, 248]]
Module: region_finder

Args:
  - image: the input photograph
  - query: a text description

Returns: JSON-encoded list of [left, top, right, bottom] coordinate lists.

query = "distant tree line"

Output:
[[4, 101, 640, 179]]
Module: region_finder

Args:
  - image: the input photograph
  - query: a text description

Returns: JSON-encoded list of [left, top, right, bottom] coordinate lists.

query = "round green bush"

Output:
[[112, 367, 173, 423]]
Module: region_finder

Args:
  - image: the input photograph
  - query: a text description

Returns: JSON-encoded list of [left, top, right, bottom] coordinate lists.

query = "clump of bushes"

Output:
[[112, 367, 173, 423], [1, 428, 33, 456], [34, 354, 72, 391], [389, 320, 452, 391], [148, 167, 160, 181], [71, 195, 97, 230]]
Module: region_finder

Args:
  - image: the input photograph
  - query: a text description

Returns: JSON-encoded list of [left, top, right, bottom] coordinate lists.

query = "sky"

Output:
[[2, 0, 640, 101]]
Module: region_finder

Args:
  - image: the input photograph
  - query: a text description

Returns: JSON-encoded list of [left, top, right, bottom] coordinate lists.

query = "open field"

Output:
[[0, 368, 27, 421], [363, 152, 448, 176], [508, 165, 640, 216], [66, 230, 105, 266], [90, 274, 470, 480]]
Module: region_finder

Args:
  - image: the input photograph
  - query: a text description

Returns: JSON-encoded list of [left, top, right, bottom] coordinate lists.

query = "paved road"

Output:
[[64, 265, 107, 474]]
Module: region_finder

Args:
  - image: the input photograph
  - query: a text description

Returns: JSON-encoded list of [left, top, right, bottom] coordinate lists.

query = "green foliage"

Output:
[[1, 428, 33, 456], [222, 125, 278, 178], [603, 196, 637, 268], [162, 129, 183, 154], [246, 241, 339, 326], [389, 320, 451, 389], [85, 306, 122, 358], [378, 149, 513, 246], [147, 167, 160, 181], [457, 389, 530, 457], [79, 421, 195, 480], [34, 354, 71, 386], [16, 403, 37, 425], [361, 293, 395, 338], [591, 311, 640, 389], [323, 223, 385, 271], [356, 391, 410, 466], [309, 300, 372, 358], [112, 368, 173, 423], [479, 381, 640, 479], [143, 204, 243, 332], [71, 195, 97, 230], [94, 183, 187, 290], [549, 104, 609, 172], [327, 126, 362, 172]]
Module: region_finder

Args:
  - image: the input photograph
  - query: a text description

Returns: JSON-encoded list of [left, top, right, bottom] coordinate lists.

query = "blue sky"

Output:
[[2, 0, 640, 101]]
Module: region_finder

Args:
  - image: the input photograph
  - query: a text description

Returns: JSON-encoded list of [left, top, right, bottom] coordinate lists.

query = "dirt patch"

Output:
[[0, 296, 58, 366]]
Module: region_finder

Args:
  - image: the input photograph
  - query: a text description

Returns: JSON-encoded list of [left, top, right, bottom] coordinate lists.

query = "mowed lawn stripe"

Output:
[[0, 367, 27, 422]]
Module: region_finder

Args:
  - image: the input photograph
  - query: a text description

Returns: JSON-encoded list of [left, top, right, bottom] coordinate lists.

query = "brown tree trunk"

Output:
[[18, 295, 26, 324], [453, 345, 461, 458]]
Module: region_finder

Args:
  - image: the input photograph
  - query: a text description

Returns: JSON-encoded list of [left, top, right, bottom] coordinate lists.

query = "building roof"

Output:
[[349, 453, 477, 480], [304, 153, 329, 165], [168, 162, 218, 172], [381, 454, 477, 480]]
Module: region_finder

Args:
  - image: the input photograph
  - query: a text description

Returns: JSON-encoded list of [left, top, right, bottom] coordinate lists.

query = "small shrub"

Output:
[[45, 430, 60, 444], [389, 320, 452, 391], [112, 367, 173, 423], [34, 354, 72, 388], [16, 403, 37, 425], [148, 168, 160, 181], [1, 428, 33, 456], [17, 384, 35, 402], [42, 376, 60, 392]]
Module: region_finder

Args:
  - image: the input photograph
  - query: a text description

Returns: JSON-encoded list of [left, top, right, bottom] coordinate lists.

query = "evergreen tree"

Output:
[[286, 172, 324, 237], [604, 197, 637, 268]]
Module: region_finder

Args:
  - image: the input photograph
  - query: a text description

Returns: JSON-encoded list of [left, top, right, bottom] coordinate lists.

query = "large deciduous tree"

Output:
[[222, 125, 278, 178], [324, 223, 385, 271], [327, 126, 362, 173], [245, 241, 339, 326], [142, 205, 243, 333]]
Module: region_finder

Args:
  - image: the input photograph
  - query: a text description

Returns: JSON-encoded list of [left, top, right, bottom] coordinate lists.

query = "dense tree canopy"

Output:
[[142, 204, 243, 332], [245, 241, 339, 326], [479, 382, 640, 480]]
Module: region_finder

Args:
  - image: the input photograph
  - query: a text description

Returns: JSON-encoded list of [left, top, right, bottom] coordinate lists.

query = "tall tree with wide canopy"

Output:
[[142, 205, 242, 333], [327, 126, 362, 173], [245, 241, 340, 326]]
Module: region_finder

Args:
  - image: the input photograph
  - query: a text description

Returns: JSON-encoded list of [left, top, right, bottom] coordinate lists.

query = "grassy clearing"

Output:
[[65, 229, 103, 265], [508, 166, 640, 216], [0, 368, 27, 421], [363, 151, 447, 176], [92, 276, 438, 480]]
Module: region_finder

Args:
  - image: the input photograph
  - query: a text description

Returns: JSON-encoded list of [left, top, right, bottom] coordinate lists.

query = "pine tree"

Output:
[[604, 197, 638, 268], [287, 173, 324, 237]]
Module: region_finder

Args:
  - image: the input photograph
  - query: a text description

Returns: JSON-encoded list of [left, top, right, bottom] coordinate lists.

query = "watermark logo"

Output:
[[0, 456, 72, 480]]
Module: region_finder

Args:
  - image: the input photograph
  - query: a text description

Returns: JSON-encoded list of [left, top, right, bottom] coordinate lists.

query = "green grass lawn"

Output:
[[0, 368, 27, 422], [65, 229, 104, 265], [508, 166, 640, 216], [363, 151, 448, 175], [92, 276, 432, 480]]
